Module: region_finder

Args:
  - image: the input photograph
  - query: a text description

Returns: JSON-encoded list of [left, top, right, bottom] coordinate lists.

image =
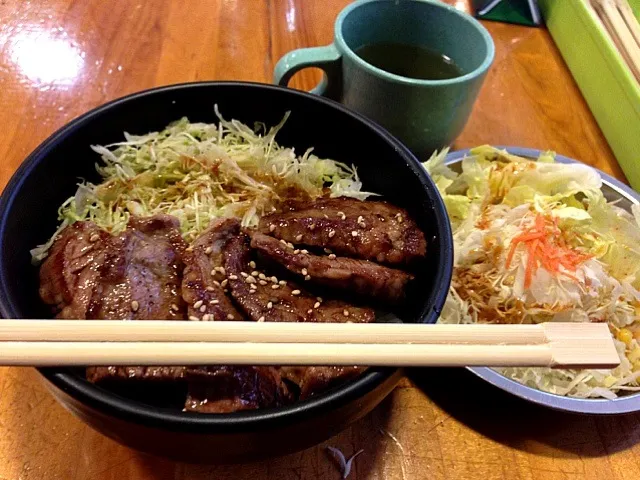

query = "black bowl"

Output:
[[0, 82, 453, 463]]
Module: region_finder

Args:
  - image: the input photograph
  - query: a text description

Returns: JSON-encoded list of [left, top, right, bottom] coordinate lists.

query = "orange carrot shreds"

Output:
[[505, 213, 592, 288]]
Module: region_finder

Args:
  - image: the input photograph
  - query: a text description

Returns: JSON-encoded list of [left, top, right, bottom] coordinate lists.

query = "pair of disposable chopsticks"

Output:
[[0, 320, 619, 369], [590, 0, 640, 83]]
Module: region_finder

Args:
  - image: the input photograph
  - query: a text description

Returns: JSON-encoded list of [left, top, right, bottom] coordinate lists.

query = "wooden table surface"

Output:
[[0, 1, 634, 479]]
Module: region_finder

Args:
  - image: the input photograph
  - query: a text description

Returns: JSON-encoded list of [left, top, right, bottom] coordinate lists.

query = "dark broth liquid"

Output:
[[355, 42, 463, 80]]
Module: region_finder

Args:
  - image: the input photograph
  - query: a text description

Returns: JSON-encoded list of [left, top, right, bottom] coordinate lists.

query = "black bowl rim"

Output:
[[446, 146, 640, 415], [0, 81, 453, 432]]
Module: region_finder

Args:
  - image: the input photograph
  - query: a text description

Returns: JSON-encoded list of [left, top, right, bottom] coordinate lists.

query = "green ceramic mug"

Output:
[[274, 0, 495, 158]]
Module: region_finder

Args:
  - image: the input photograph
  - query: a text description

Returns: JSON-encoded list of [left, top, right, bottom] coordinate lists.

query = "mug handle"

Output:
[[273, 44, 342, 99]]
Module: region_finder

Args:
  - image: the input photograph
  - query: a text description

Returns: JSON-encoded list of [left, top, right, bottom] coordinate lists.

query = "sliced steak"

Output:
[[258, 197, 426, 266], [182, 218, 245, 322], [223, 233, 375, 324], [184, 366, 291, 413], [86, 366, 186, 383], [39, 221, 110, 319], [86, 215, 187, 321], [279, 366, 364, 400], [251, 232, 413, 304]]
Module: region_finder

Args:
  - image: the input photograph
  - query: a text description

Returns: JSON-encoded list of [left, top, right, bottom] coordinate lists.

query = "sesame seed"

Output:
[[240, 272, 248, 278], [202, 314, 211, 321], [218, 267, 226, 275], [267, 302, 273, 309], [189, 316, 200, 321], [293, 249, 300, 254], [269, 224, 276, 232], [250, 284, 257, 290], [259, 273, 267, 280], [251, 270, 259, 277], [272, 284, 279, 289], [324, 248, 332, 254], [228, 274, 238, 280], [227, 314, 235, 320], [213, 280, 221, 287], [328, 230, 335, 238], [199, 305, 207, 313], [317, 297, 323, 302], [193, 300, 203, 309], [210, 299, 219, 305], [246, 276, 256, 283], [328, 254, 336, 259], [280, 239, 288, 246], [185, 246, 194, 252], [301, 268, 308, 275], [279, 280, 286, 286], [338, 211, 346, 220], [206, 286, 216, 291], [224, 289, 229, 293], [288, 242, 295, 249], [205, 246, 212, 255], [259, 280, 268, 285], [295, 234, 303, 242], [309, 224, 316, 231], [258, 316, 265, 322], [249, 261, 256, 269], [271, 276, 278, 283], [351, 231, 358, 237], [89, 234, 100, 242], [292, 289, 301, 295], [343, 310, 349, 317], [130, 300, 139, 312], [301, 249, 309, 254], [357, 215, 364, 223], [221, 279, 228, 287], [314, 302, 321, 308], [171, 304, 179, 311], [305, 275, 311, 281], [307, 309, 313, 314], [211, 269, 217, 276]]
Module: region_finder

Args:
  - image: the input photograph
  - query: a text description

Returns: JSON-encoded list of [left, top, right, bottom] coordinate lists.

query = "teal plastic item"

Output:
[[273, 0, 495, 159], [539, 0, 640, 191]]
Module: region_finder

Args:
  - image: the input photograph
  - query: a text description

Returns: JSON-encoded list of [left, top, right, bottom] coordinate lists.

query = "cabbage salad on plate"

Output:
[[425, 146, 640, 399]]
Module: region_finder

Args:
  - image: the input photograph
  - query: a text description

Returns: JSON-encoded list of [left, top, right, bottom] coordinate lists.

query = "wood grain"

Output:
[[0, 0, 633, 478]]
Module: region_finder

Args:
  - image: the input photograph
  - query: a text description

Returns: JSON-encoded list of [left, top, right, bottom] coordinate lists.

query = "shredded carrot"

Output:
[[505, 213, 591, 288]]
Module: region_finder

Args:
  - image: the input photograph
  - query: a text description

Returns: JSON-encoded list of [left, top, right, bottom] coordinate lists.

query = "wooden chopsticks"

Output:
[[0, 320, 620, 369], [590, 0, 640, 83]]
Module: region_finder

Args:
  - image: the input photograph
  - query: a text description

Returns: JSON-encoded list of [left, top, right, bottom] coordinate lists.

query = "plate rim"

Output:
[[445, 146, 640, 415]]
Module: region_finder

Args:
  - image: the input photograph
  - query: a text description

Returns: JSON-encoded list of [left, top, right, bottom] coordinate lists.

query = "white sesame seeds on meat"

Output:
[[227, 314, 235, 320], [293, 249, 300, 254], [280, 239, 288, 246], [258, 316, 265, 322], [269, 224, 276, 232], [259, 280, 268, 285], [193, 300, 203, 309], [271, 276, 278, 283], [292, 289, 301, 295], [301, 249, 309, 254], [130, 300, 139, 312], [351, 231, 358, 237], [199, 305, 207, 313], [328, 254, 336, 259], [206, 285, 216, 291], [171, 303, 179, 311], [309, 224, 316, 231], [279, 280, 286, 286], [324, 248, 332, 254], [251, 270, 259, 277], [249, 260, 256, 269], [246, 276, 257, 283], [343, 310, 350, 317], [271, 284, 280, 289], [301, 268, 308, 276], [204, 246, 213, 255], [221, 279, 228, 287], [295, 234, 303, 242], [259, 273, 267, 280], [202, 314, 211, 321], [240, 272, 249, 277], [307, 309, 313, 314], [189, 316, 200, 321], [267, 302, 273, 309], [305, 275, 311, 281], [228, 274, 238, 280], [210, 299, 219, 305], [338, 211, 346, 220], [314, 302, 321, 309], [317, 297, 323, 302], [89, 234, 100, 242], [328, 230, 336, 238], [185, 246, 194, 253]]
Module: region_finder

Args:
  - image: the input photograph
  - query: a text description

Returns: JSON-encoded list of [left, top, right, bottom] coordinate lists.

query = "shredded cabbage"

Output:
[[425, 146, 640, 399], [31, 107, 373, 263]]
